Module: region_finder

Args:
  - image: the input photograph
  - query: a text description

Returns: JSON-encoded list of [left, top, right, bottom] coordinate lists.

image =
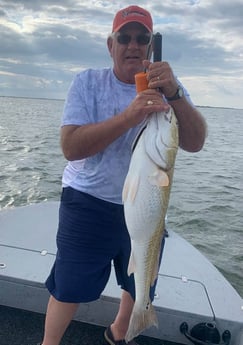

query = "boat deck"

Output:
[[0, 304, 181, 345], [0, 202, 243, 344]]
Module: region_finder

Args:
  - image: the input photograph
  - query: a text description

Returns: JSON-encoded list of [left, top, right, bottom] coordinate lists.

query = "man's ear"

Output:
[[107, 36, 113, 57]]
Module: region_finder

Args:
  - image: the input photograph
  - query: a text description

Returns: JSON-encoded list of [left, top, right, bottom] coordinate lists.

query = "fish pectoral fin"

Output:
[[122, 174, 140, 203], [127, 251, 136, 276], [148, 169, 169, 187], [122, 179, 129, 202]]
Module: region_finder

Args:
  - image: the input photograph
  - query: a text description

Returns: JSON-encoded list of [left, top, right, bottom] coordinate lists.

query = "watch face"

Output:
[[178, 86, 183, 98], [167, 86, 184, 101]]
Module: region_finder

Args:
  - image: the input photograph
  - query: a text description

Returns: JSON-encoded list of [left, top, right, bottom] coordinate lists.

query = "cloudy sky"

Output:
[[0, 0, 243, 108]]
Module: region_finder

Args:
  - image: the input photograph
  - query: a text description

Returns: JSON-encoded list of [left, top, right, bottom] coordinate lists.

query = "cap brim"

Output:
[[113, 19, 152, 33]]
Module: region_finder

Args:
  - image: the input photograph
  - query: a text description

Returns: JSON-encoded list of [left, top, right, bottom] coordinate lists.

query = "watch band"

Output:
[[166, 85, 184, 101]]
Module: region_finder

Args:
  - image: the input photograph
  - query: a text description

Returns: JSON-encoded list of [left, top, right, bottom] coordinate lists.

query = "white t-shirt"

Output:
[[61, 67, 191, 204]]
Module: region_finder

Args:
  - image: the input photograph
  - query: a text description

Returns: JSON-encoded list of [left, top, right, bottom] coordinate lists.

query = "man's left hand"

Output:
[[143, 60, 179, 99]]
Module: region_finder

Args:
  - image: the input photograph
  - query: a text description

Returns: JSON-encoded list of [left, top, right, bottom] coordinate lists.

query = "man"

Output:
[[40, 5, 206, 345]]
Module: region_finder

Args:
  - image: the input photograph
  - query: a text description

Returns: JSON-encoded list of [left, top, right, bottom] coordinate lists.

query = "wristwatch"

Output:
[[166, 85, 184, 101]]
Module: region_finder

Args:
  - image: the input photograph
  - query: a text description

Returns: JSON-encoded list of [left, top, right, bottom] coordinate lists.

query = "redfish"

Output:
[[122, 107, 179, 342]]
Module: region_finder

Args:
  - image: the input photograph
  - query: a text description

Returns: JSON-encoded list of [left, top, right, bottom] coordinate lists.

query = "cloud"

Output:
[[0, 0, 242, 108]]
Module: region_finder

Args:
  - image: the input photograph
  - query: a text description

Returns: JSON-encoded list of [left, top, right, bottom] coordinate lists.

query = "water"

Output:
[[0, 96, 242, 298]]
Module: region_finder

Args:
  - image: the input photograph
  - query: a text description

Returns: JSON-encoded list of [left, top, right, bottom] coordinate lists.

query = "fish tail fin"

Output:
[[125, 302, 158, 343]]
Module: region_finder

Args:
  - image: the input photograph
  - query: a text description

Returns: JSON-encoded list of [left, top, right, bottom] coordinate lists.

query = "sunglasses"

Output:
[[115, 33, 152, 45]]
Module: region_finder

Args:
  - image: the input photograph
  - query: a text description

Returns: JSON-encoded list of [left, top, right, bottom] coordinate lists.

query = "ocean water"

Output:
[[0, 96, 242, 298]]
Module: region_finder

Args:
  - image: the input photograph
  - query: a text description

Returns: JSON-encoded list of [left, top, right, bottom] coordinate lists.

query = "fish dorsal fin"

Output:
[[151, 237, 164, 286], [148, 168, 169, 187], [151, 255, 159, 287]]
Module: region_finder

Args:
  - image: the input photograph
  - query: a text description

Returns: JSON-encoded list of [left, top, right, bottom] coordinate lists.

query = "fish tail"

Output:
[[125, 303, 158, 343]]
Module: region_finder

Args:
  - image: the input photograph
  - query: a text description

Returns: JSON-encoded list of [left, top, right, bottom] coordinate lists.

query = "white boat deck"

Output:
[[0, 201, 242, 344]]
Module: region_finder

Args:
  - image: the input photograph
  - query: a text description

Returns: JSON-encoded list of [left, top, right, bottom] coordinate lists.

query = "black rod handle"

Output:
[[153, 32, 162, 62]]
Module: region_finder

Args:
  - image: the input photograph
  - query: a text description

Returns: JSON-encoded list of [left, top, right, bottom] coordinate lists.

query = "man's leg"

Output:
[[110, 290, 134, 340], [41, 295, 79, 345]]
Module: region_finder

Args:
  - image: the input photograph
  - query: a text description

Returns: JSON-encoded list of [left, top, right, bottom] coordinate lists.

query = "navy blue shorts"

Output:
[[46, 187, 164, 303]]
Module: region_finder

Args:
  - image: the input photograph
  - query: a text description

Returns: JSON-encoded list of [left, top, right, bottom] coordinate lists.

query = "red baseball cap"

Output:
[[112, 5, 153, 33]]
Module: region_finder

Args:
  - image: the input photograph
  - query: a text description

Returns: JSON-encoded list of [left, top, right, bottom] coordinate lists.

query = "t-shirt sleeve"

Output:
[[177, 78, 194, 106], [61, 73, 90, 127]]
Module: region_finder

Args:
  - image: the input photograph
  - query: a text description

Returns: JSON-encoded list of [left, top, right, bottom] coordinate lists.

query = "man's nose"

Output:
[[127, 37, 139, 47]]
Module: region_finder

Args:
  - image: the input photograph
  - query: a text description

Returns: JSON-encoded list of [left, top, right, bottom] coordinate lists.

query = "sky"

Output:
[[0, 0, 243, 108]]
